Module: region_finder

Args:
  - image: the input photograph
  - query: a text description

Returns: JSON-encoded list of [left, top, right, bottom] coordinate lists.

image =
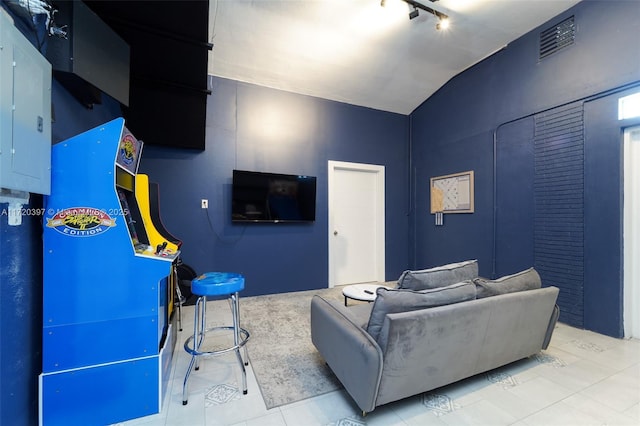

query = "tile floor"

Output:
[[116, 299, 640, 426]]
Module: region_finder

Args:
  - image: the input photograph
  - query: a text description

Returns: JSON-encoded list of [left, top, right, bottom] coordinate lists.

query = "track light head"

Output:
[[436, 16, 449, 30], [396, 0, 450, 27]]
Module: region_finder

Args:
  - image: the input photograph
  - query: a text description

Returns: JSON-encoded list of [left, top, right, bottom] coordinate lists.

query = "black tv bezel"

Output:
[[231, 169, 317, 224]]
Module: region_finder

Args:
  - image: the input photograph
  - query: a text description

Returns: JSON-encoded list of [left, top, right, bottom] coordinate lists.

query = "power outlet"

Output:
[[201, 199, 208, 209]]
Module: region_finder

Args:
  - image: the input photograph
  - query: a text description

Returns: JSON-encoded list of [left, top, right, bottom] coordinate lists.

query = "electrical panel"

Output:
[[0, 9, 52, 196]]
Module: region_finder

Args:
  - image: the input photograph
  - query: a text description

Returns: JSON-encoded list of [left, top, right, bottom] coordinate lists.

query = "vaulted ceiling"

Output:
[[208, 0, 582, 114]]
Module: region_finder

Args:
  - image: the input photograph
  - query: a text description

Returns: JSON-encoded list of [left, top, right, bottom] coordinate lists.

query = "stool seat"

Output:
[[191, 272, 244, 296]]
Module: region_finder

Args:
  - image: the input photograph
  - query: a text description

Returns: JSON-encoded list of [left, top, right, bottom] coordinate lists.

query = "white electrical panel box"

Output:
[[0, 9, 52, 196]]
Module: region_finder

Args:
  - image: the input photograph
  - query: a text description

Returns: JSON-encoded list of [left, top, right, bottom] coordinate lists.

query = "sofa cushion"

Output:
[[396, 260, 478, 291], [316, 298, 374, 330], [366, 281, 477, 343], [474, 267, 542, 299], [345, 302, 375, 329]]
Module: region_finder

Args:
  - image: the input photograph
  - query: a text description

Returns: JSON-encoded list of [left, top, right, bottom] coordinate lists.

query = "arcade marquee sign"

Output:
[[46, 207, 117, 237]]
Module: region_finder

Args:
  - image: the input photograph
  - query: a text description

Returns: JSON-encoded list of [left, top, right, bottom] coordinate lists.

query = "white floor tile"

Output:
[[578, 364, 640, 413], [279, 390, 358, 425], [623, 402, 639, 422], [387, 393, 447, 425], [204, 392, 269, 426], [165, 391, 206, 426], [535, 358, 619, 392], [469, 384, 542, 420], [560, 393, 640, 426], [519, 400, 608, 426], [244, 411, 287, 426], [439, 399, 519, 426], [504, 376, 574, 411], [401, 410, 450, 426]]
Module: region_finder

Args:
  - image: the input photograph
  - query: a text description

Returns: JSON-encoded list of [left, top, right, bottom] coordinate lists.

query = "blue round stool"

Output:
[[182, 272, 250, 405]]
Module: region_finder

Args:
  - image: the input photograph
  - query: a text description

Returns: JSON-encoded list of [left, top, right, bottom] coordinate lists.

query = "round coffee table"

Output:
[[342, 283, 392, 306]]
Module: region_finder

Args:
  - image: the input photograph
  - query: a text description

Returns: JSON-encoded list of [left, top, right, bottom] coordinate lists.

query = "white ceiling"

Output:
[[207, 0, 582, 115]]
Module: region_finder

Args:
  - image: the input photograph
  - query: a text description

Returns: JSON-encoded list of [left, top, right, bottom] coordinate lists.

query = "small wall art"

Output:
[[430, 170, 474, 214]]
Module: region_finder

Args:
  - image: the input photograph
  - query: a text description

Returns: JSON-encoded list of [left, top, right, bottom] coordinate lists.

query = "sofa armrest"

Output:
[[310, 295, 383, 413]]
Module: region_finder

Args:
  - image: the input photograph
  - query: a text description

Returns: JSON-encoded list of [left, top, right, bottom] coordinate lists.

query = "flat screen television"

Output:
[[232, 170, 317, 223]]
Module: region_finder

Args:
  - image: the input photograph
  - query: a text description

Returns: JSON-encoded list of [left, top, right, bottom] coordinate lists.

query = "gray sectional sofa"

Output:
[[310, 261, 560, 414]]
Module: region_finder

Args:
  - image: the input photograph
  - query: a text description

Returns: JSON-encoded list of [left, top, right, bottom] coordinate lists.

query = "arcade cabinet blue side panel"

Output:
[[160, 322, 177, 406], [44, 118, 140, 325], [40, 356, 160, 426], [43, 118, 169, 368], [42, 315, 158, 373]]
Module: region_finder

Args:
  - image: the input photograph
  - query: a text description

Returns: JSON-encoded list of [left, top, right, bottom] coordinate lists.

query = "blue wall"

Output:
[[0, 196, 43, 426], [139, 77, 410, 297], [410, 0, 640, 336]]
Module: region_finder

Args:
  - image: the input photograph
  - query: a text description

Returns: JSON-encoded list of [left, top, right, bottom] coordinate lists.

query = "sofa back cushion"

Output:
[[366, 281, 477, 343], [474, 267, 542, 299], [396, 260, 478, 291]]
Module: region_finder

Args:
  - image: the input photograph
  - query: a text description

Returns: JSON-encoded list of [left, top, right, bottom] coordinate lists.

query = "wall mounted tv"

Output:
[[232, 170, 317, 223]]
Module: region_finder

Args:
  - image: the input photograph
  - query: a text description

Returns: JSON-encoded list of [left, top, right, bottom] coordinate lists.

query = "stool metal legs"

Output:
[[175, 281, 185, 332], [230, 293, 249, 394], [182, 292, 250, 405]]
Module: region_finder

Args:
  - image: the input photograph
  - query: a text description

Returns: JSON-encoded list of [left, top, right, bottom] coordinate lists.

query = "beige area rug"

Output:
[[239, 286, 347, 409]]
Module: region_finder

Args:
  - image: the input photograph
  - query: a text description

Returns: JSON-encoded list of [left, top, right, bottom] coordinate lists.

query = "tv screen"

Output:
[[232, 170, 317, 223]]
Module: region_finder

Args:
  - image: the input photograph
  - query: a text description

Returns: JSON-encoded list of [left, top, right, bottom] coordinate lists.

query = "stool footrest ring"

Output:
[[184, 326, 250, 357]]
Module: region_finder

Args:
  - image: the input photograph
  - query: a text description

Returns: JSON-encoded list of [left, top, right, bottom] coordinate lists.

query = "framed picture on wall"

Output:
[[430, 170, 474, 214]]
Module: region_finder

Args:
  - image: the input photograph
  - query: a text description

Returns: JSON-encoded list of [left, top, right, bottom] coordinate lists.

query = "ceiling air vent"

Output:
[[539, 16, 575, 59]]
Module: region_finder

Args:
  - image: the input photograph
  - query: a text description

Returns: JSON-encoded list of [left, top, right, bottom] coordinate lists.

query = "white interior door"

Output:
[[624, 126, 640, 338], [328, 161, 385, 288]]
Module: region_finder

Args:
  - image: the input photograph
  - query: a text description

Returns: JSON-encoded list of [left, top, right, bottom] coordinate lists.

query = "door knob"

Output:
[[333, 230, 338, 236]]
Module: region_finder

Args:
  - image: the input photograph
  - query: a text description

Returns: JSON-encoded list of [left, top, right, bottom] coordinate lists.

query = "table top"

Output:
[[341, 283, 392, 302]]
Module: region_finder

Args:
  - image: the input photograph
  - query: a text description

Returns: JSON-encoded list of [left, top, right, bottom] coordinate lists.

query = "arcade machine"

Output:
[[40, 118, 180, 425]]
